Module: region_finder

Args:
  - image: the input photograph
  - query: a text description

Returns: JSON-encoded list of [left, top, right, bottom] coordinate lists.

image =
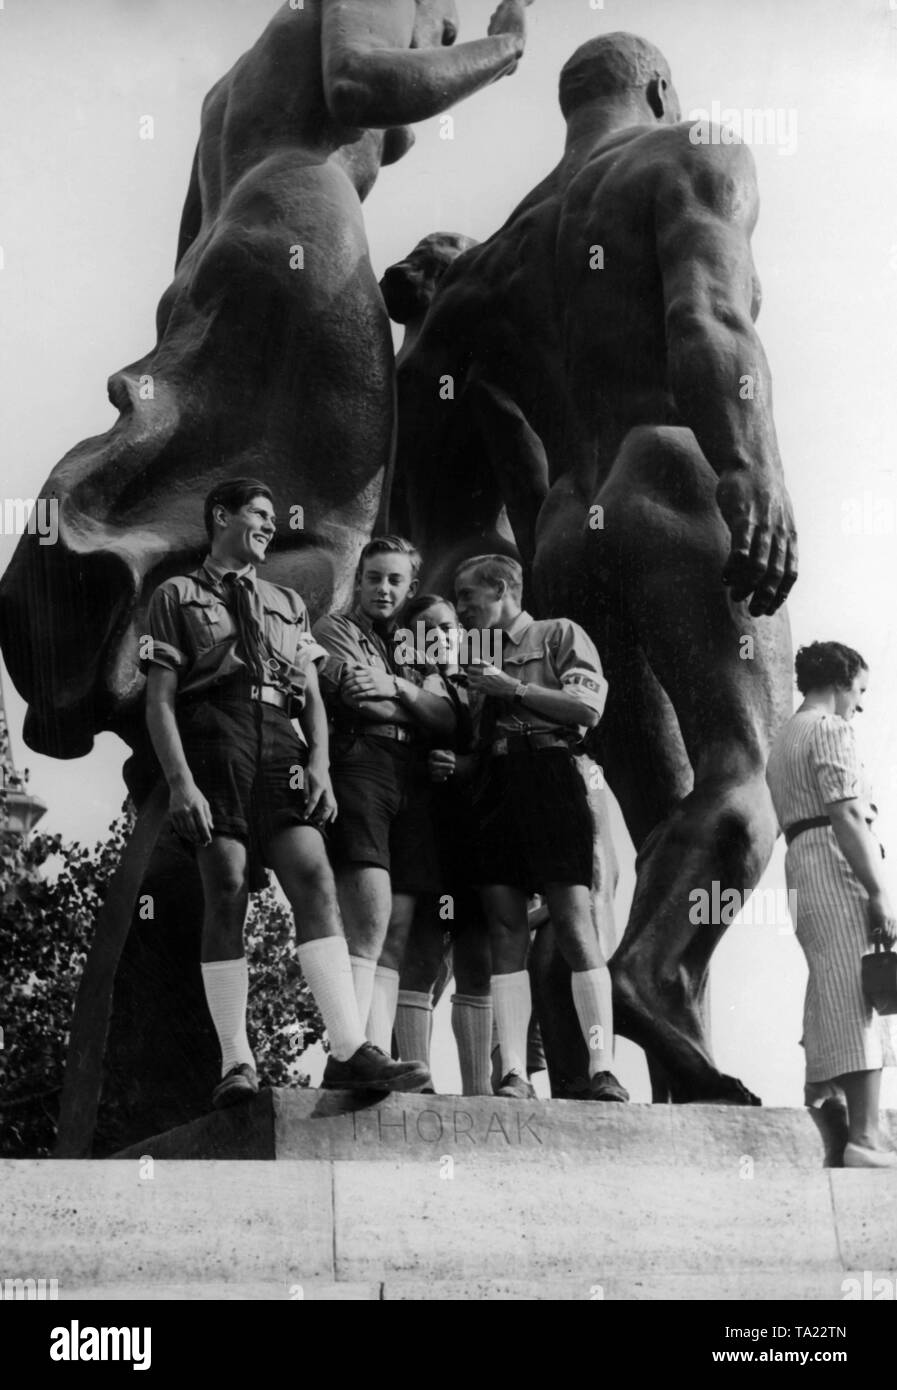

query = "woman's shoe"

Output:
[[843, 1141, 897, 1168]]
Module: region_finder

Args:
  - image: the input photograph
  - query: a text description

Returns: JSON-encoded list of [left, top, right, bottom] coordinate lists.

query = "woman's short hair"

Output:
[[355, 535, 422, 581], [453, 553, 523, 602], [401, 593, 456, 626], [203, 478, 273, 541], [794, 641, 868, 694]]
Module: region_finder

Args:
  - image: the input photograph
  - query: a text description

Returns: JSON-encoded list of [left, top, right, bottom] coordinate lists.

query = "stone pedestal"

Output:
[[3, 1096, 896, 1300]]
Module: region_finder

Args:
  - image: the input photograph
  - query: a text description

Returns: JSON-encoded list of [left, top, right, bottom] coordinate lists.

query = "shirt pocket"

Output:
[[180, 592, 233, 656], [502, 640, 549, 683], [260, 593, 303, 661]]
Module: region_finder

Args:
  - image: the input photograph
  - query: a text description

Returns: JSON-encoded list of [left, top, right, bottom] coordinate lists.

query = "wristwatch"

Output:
[[513, 681, 528, 706]]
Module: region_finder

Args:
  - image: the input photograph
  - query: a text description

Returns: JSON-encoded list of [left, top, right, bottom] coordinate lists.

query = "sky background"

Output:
[[2, 0, 897, 1103]]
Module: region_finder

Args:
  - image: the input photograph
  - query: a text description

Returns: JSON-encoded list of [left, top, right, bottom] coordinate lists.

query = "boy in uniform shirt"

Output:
[[454, 552, 628, 1102], [314, 537, 455, 1052], [144, 480, 430, 1106]]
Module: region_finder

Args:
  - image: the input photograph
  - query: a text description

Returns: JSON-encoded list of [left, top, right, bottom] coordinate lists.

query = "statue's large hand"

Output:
[[716, 470, 798, 616], [487, 0, 533, 52]]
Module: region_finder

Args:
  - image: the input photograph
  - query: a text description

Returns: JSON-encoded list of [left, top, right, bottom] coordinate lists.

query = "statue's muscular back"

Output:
[[196, 2, 389, 210], [416, 119, 761, 513], [556, 122, 761, 488]]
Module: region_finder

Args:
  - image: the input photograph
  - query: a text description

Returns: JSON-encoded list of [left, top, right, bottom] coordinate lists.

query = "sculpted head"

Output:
[[411, 0, 459, 50], [380, 231, 478, 325], [559, 32, 681, 126]]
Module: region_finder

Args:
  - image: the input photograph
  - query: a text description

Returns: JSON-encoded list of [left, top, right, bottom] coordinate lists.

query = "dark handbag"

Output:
[[862, 939, 897, 1016]]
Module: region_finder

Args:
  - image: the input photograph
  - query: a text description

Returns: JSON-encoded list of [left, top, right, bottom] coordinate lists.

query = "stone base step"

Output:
[[5, 1100, 896, 1300], [3, 1151, 895, 1296], [25, 1271, 893, 1301], [113, 1088, 897, 1166]]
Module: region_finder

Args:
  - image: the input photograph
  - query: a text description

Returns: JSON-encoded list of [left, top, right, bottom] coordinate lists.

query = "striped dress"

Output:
[[766, 711, 890, 1083]]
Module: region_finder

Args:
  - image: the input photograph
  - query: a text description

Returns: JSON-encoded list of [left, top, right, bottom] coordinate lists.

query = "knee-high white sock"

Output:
[[366, 966, 400, 1052], [299, 937, 366, 1063], [201, 959, 254, 1077], [395, 989, 433, 1065], [451, 993, 493, 1096], [571, 965, 614, 1075], [491, 971, 531, 1079], [349, 954, 377, 1030]]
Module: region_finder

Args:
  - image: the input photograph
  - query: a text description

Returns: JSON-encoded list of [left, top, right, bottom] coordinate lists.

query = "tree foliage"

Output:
[[0, 794, 324, 1157]]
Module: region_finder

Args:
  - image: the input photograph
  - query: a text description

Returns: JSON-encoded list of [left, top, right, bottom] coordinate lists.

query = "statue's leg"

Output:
[[605, 427, 790, 1102], [536, 426, 791, 1103]]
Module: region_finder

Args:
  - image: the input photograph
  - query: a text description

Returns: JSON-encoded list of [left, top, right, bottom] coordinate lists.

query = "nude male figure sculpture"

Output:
[[386, 32, 797, 1102]]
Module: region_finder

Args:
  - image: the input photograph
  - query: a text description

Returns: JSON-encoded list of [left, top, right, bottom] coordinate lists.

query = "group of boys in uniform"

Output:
[[145, 478, 629, 1108]]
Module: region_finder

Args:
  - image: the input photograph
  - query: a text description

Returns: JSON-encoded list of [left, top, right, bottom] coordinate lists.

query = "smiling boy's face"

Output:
[[357, 552, 417, 624], [214, 494, 275, 567]]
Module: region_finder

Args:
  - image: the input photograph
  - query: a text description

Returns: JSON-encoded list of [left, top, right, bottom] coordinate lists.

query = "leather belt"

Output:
[[181, 681, 290, 711], [490, 731, 574, 758], [337, 721, 416, 745], [364, 722, 415, 745], [786, 815, 885, 859], [248, 684, 289, 710]]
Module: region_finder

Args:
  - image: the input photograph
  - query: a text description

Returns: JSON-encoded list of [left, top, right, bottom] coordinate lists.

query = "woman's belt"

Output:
[[785, 815, 885, 859], [784, 816, 830, 845]]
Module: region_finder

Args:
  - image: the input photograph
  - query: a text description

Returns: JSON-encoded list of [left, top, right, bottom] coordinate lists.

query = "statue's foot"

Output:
[[686, 1074, 762, 1107], [612, 965, 761, 1106]]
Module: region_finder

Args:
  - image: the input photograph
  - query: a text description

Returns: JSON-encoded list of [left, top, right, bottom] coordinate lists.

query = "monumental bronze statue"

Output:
[[0, 0, 537, 1150], [385, 32, 797, 1102]]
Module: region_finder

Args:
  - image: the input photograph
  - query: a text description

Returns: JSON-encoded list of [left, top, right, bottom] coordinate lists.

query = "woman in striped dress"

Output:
[[766, 641, 897, 1168]]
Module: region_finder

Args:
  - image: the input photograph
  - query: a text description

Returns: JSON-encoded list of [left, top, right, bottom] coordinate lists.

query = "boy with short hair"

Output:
[[314, 537, 455, 1051], [454, 552, 628, 1103]]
